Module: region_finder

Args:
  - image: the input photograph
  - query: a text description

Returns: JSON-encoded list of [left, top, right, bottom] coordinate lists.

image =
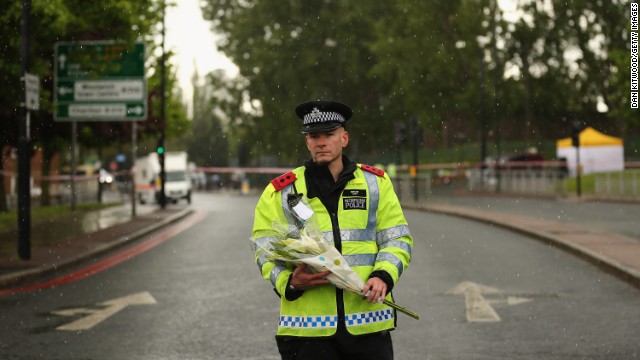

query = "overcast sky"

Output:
[[165, 1, 238, 116], [161, 0, 526, 117]]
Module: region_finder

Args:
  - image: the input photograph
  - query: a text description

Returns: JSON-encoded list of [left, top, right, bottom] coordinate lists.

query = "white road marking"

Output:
[[506, 296, 533, 306], [447, 282, 532, 322], [53, 292, 157, 331]]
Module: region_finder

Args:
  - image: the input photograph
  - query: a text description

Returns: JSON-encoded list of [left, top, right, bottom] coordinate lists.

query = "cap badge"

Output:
[[310, 107, 322, 120]]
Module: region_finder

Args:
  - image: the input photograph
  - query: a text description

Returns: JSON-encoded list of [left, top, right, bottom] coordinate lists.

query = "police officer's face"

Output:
[[305, 127, 349, 165]]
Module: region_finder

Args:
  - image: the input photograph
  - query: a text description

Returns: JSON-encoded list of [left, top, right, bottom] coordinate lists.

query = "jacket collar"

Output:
[[304, 155, 356, 199]]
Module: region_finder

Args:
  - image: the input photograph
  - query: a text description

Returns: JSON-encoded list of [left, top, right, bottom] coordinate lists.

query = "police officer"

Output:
[[252, 100, 413, 360]]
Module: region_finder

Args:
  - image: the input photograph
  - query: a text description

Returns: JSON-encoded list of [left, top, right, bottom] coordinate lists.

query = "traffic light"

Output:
[[395, 121, 406, 146], [156, 137, 166, 207], [571, 121, 581, 148]]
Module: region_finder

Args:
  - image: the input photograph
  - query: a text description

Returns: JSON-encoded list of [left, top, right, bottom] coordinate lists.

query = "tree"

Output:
[[200, 0, 638, 166], [503, 0, 633, 136], [187, 69, 231, 167], [201, 0, 395, 164], [201, 0, 500, 162], [146, 50, 190, 144], [368, 0, 492, 148], [0, 0, 189, 210]]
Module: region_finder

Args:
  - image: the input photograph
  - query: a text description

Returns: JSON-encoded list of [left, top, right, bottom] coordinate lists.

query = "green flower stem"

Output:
[[382, 299, 420, 320]]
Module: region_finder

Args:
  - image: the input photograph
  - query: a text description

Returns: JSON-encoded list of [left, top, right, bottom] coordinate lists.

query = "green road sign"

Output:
[[54, 41, 146, 121]]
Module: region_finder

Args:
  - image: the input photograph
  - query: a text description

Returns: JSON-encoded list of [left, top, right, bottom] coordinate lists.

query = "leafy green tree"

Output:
[[368, 0, 492, 149], [0, 0, 189, 209], [504, 0, 633, 137], [187, 69, 231, 167], [202, 0, 395, 164], [201, 0, 504, 163], [200, 0, 637, 166], [146, 51, 189, 144], [592, 2, 638, 131]]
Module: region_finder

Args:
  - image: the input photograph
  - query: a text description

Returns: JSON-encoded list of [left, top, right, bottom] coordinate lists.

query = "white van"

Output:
[[164, 152, 192, 204], [134, 151, 192, 204]]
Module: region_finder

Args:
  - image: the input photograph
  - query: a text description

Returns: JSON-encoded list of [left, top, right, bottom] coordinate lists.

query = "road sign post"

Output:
[[571, 121, 582, 198], [24, 72, 39, 111], [54, 41, 146, 121], [54, 41, 146, 212], [18, 0, 31, 260]]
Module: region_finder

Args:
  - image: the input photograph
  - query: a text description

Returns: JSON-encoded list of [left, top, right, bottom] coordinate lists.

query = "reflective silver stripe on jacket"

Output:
[[331, 225, 411, 246], [254, 235, 287, 287], [280, 185, 300, 238], [377, 252, 405, 276], [320, 170, 379, 245], [273, 169, 405, 276], [268, 182, 305, 287], [341, 228, 376, 241], [375, 222, 410, 277], [363, 171, 379, 233], [377, 224, 412, 256], [269, 262, 286, 287], [377, 224, 411, 244], [344, 253, 377, 267], [379, 238, 412, 255]]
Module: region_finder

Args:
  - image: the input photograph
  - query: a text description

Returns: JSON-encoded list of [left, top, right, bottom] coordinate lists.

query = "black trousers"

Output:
[[276, 328, 393, 360]]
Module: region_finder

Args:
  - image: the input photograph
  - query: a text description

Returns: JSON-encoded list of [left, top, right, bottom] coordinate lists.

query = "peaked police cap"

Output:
[[295, 100, 353, 134]]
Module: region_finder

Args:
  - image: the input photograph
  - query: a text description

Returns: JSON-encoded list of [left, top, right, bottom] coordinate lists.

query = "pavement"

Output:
[[1, 193, 639, 292], [407, 200, 640, 289], [0, 204, 193, 290]]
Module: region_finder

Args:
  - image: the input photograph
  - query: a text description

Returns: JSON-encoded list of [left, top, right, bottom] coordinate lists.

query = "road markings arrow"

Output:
[[447, 281, 502, 295], [447, 281, 502, 322], [486, 295, 533, 307], [52, 291, 157, 331], [447, 282, 538, 323], [506, 296, 533, 306]]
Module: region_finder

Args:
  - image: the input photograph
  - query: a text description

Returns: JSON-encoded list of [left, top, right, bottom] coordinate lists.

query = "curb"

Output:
[[0, 207, 194, 288], [403, 202, 640, 289]]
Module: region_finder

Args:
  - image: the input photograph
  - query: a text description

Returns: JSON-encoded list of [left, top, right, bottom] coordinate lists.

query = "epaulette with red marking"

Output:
[[270, 171, 297, 191], [359, 164, 385, 177]]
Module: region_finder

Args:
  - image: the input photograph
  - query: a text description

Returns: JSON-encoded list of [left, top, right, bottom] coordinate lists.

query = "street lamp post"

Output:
[[17, 0, 31, 260], [411, 117, 419, 203], [158, 0, 167, 209], [571, 121, 582, 198]]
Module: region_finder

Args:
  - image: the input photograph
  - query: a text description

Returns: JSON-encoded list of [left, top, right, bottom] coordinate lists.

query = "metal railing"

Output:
[[594, 170, 640, 199], [2, 173, 123, 210], [4, 163, 640, 210], [391, 163, 640, 203], [466, 167, 569, 197], [392, 174, 432, 203]]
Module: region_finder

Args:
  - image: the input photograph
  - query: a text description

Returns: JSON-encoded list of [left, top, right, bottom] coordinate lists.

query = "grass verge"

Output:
[[0, 202, 122, 233], [0, 202, 123, 260]]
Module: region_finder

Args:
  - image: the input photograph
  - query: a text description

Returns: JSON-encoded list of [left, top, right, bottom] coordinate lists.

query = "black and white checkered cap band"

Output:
[[303, 108, 346, 126]]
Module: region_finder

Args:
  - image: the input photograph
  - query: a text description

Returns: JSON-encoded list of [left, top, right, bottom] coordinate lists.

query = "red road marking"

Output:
[[0, 210, 207, 296]]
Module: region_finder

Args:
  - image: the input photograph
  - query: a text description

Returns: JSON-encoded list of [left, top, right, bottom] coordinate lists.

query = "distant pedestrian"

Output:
[[252, 100, 414, 360]]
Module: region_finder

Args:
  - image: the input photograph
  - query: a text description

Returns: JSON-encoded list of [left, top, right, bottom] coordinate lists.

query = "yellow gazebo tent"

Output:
[[557, 127, 623, 148], [556, 127, 624, 176]]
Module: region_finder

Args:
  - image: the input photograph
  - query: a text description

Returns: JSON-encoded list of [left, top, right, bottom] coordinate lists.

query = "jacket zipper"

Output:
[[330, 211, 346, 328]]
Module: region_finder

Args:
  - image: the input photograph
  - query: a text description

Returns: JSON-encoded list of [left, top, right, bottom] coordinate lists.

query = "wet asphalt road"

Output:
[[0, 192, 638, 359]]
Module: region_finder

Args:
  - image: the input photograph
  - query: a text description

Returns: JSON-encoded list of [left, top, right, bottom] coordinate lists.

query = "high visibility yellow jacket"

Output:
[[252, 163, 413, 337]]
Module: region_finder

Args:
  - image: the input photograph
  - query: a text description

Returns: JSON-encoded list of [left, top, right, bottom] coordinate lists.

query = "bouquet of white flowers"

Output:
[[252, 196, 419, 320]]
